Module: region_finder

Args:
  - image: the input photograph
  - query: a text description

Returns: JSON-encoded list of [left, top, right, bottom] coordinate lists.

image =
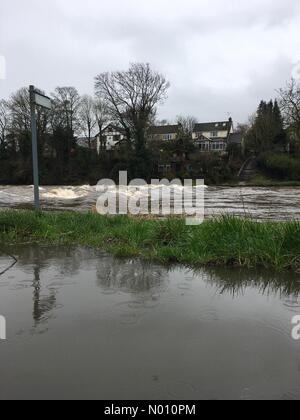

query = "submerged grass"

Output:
[[0, 210, 300, 272]]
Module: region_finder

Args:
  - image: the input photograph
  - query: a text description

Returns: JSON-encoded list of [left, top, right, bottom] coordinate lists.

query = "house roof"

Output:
[[102, 124, 127, 135], [148, 125, 181, 135], [228, 133, 243, 145], [194, 120, 232, 133]]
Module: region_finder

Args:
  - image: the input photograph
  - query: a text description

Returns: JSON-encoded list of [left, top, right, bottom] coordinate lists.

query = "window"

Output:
[[158, 164, 171, 174], [199, 142, 211, 151], [163, 134, 173, 140], [212, 142, 226, 151], [210, 131, 218, 138]]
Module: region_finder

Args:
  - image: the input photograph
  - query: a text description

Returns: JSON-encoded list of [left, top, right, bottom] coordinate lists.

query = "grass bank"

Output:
[[242, 174, 300, 188], [220, 175, 300, 188], [0, 210, 299, 272]]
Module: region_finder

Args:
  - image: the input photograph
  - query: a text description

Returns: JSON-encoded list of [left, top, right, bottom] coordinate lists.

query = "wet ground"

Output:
[[1, 185, 300, 220], [0, 246, 300, 400]]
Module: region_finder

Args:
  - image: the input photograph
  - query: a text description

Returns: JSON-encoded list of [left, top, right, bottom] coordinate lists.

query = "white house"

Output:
[[192, 118, 234, 152], [96, 124, 127, 152]]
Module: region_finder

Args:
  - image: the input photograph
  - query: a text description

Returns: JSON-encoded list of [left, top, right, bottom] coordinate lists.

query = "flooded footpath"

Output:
[[0, 246, 300, 400]]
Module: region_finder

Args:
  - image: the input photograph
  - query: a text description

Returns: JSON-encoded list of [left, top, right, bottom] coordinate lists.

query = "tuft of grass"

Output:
[[0, 210, 300, 272]]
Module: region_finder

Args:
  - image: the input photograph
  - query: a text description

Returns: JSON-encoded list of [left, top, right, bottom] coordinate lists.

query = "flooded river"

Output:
[[0, 246, 300, 400], [1, 185, 300, 220]]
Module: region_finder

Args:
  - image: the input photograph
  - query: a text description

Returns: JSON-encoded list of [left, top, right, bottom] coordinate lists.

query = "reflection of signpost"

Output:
[[29, 86, 52, 209]]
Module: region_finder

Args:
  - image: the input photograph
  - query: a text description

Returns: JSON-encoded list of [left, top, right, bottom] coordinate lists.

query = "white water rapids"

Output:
[[0, 184, 300, 220]]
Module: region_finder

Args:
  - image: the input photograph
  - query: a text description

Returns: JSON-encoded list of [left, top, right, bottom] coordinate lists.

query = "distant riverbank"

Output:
[[220, 180, 300, 188], [238, 176, 300, 188], [1, 210, 299, 272], [3, 177, 300, 188]]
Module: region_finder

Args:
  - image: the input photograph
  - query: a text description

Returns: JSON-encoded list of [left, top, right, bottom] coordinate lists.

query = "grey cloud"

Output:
[[0, 0, 299, 124]]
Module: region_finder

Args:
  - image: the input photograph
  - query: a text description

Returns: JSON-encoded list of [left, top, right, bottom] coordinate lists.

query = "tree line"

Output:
[[0, 63, 171, 184], [1, 63, 300, 185]]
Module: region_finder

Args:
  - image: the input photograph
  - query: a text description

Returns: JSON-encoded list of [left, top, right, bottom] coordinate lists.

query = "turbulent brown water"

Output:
[[0, 246, 300, 400], [1, 185, 300, 220]]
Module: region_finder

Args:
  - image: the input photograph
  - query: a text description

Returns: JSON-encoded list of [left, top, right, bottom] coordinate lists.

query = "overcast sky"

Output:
[[1, 0, 300, 124]]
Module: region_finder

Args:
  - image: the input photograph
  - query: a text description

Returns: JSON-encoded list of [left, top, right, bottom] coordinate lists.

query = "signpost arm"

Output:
[[29, 85, 40, 210]]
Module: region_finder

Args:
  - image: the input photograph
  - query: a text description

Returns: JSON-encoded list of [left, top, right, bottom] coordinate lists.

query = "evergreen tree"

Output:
[[246, 100, 286, 155]]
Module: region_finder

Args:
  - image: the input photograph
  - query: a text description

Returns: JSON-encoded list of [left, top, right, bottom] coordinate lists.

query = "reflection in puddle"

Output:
[[0, 245, 300, 400], [203, 266, 300, 300], [96, 258, 166, 293], [32, 266, 57, 325]]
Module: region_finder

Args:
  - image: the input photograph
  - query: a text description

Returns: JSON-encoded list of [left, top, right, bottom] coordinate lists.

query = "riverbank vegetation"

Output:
[[0, 211, 300, 272], [242, 81, 300, 183], [241, 175, 300, 187], [257, 152, 300, 181]]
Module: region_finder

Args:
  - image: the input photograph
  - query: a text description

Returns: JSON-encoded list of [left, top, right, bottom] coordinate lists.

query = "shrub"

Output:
[[258, 152, 300, 180]]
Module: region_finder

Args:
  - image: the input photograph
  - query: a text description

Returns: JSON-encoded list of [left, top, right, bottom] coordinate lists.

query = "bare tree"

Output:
[[5, 88, 51, 158], [51, 87, 81, 134], [235, 123, 250, 136], [176, 115, 198, 136], [78, 95, 97, 149], [6, 88, 34, 158], [8, 87, 31, 132], [278, 79, 300, 147], [0, 99, 10, 150], [95, 63, 170, 151]]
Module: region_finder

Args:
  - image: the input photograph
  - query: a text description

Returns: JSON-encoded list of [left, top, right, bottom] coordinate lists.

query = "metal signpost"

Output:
[[29, 86, 52, 210]]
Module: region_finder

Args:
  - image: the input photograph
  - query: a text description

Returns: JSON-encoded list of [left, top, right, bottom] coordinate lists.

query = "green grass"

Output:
[[0, 210, 300, 272], [243, 174, 300, 187], [220, 174, 300, 187]]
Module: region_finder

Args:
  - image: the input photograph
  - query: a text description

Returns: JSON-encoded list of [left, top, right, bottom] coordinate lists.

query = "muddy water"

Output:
[[0, 246, 300, 400], [1, 185, 300, 220]]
